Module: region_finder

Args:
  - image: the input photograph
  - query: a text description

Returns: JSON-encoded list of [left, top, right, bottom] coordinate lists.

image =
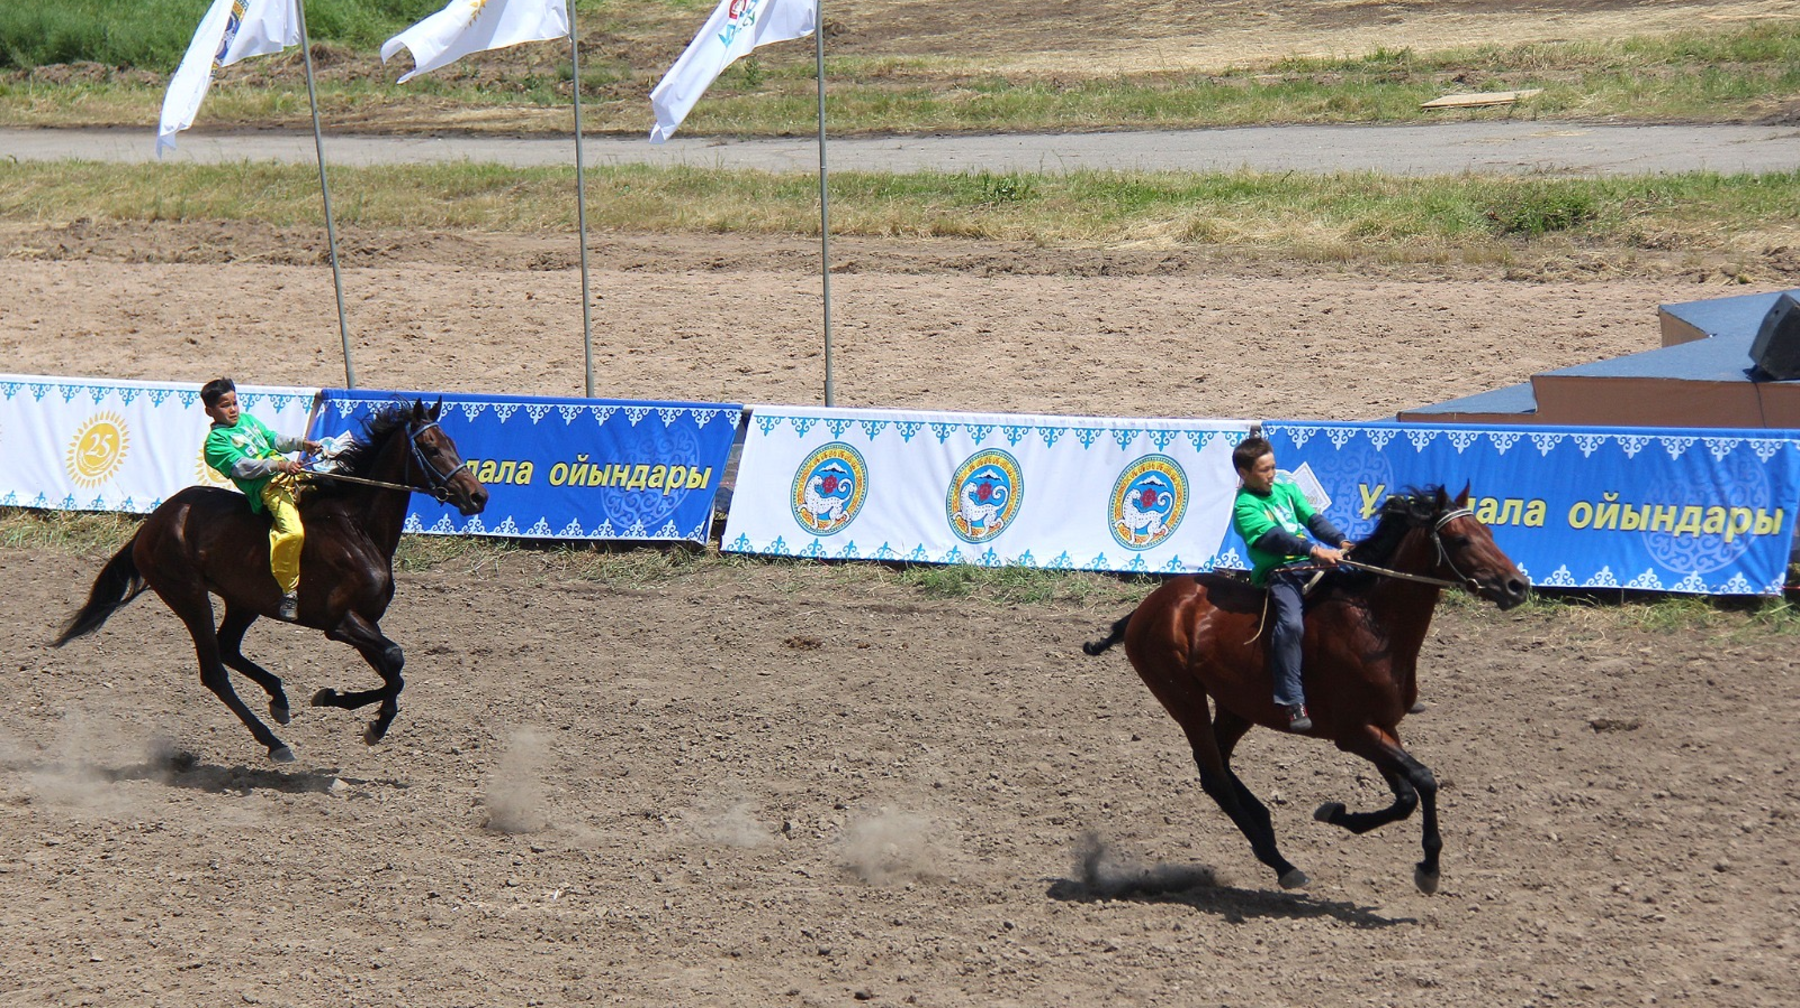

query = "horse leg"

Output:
[[312, 612, 404, 746], [1208, 708, 1307, 889], [162, 590, 294, 763], [1172, 704, 1307, 889], [216, 604, 291, 726], [1314, 726, 1442, 893]]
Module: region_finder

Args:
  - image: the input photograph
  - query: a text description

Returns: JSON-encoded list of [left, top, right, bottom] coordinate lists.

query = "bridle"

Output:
[[1339, 505, 1479, 591], [303, 420, 470, 503]]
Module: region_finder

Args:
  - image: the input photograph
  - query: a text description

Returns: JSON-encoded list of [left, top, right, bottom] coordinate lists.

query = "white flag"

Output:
[[382, 0, 570, 85], [649, 0, 818, 144], [157, 0, 300, 157]]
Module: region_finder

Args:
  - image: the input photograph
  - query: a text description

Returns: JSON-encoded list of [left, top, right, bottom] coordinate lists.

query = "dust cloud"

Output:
[[483, 726, 550, 833]]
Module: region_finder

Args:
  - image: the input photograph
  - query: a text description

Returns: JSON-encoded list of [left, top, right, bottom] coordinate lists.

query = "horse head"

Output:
[[405, 399, 488, 516], [1377, 485, 1530, 610]]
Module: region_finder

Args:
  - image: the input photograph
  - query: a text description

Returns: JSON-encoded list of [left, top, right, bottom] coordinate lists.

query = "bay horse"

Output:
[[1083, 486, 1529, 893], [53, 399, 487, 763]]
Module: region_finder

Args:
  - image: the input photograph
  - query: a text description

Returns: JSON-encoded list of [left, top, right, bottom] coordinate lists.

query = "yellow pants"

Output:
[[260, 474, 305, 595]]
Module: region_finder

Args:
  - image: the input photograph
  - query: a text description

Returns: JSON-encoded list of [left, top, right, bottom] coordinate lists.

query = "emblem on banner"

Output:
[[196, 446, 232, 488], [1110, 454, 1187, 551], [791, 442, 867, 535], [948, 449, 1022, 543], [66, 411, 129, 488]]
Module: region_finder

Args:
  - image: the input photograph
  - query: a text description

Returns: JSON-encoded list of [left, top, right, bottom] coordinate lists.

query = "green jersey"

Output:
[[1233, 479, 1324, 585], [204, 413, 296, 513]]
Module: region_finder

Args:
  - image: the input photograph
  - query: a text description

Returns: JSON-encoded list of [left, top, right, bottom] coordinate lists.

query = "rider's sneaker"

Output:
[[278, 592, 299, 621], [1286, 704, 1313, 733]]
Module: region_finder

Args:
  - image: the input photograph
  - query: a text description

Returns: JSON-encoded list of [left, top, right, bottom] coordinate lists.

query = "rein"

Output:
[[300, 420, 469, 503], [1276, 506, 1482, 591], [1243, 504, 1478, 643], [1345, 505, 1480, 590], [1337, 558, 1463, 590]]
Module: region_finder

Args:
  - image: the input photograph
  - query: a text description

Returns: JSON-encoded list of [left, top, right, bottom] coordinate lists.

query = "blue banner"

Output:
[[316, 389, 742, 542], [1263, 421, 1800, 595]]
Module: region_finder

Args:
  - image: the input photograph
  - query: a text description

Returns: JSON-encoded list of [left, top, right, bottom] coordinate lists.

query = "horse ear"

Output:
[[430, 397, 443, 421], [1455, 483, 1472, 507]]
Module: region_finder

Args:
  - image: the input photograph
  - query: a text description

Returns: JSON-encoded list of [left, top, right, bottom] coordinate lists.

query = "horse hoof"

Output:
[[269, 746, 296, 763], [270, 702, 292, 726], [1414, 865, 1441, 894], [311, 688, 336, 708], [363, 725, 386, 746], [1314, 802, 1345, 824], [1278, 868, 1310, 890]]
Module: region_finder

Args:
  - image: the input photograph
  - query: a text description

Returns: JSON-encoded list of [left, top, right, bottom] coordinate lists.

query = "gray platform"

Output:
[[1397, 287, 1800, 427]]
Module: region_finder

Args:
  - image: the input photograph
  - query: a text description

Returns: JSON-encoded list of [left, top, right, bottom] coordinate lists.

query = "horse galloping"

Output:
[[1083, 486, 1529, 892], [53, 399, 488, 762]]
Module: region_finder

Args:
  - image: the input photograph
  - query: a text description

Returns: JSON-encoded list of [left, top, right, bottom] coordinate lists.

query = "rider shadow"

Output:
[[1043, 837, 1412, 928]]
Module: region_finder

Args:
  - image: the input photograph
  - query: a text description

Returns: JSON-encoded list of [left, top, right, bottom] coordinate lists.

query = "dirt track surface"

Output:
[[0, 220, 1765, 418], [5, 543, 1798, 1007]]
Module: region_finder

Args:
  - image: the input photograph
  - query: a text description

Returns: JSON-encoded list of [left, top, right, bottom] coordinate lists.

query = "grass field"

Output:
[[2, 5, 1797, 135], [5, 157, 1798, 275]]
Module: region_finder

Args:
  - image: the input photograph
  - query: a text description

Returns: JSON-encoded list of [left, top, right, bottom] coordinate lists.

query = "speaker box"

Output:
[[1751, 292, 1800, 380]]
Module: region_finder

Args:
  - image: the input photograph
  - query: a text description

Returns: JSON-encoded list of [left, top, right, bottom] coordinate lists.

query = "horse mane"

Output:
[[304, 403, 414, 502], [1316, 484, 1453, 595]]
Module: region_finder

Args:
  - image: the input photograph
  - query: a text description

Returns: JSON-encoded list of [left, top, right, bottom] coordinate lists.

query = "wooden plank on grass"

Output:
[[1420, 89, 1544, 109]]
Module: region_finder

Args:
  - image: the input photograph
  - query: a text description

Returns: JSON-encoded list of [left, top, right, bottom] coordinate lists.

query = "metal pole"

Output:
[[814, 2, 833, 406], [570, 1, 596, 398], [294, 0, 356, 388]]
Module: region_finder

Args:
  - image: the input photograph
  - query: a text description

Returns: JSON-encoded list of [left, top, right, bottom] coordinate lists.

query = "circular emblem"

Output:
[[791, 442, 867, 536], [1109, 455, 1188, 550], [947, 449, 1023, 543], [65, 412, 129, 488]]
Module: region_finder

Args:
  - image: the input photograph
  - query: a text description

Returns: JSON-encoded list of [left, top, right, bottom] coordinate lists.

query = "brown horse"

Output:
[[53, 400, 487, 763], [1083, 485, 1529, 893]]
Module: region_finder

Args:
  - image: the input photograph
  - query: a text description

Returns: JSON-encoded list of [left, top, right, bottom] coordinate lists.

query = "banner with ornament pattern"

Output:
[[0, 373, 318, 514], [723, 404, 1255, 573], [315, 388, 742, 542], [1264, 420, 1800, 596]]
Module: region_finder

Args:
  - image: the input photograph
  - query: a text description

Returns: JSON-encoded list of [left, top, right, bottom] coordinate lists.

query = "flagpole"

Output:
[[814, 3, 833, 407], [294, 0, 356, 389], [569, 2, 596, 398]]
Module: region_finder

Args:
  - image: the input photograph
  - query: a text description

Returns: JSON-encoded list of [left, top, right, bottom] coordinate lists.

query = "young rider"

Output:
[[200, 377, 321, 621], [1230, 436, 1352, 732]]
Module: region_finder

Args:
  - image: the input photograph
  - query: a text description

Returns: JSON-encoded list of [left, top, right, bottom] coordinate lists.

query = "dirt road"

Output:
[[8, 121, 1799, 176]]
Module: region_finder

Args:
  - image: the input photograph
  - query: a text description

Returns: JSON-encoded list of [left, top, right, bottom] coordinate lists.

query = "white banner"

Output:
[[649, 0, 818, 143], [381, 0, 570, 85], [722, 406, 1255, 573], [0, 374, 317, 514], [157, 0, 300, 156]]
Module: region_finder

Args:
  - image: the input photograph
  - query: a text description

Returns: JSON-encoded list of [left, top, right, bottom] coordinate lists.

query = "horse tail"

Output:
[[53, 536, 148, 647], [1082, 612, 1134, 656]]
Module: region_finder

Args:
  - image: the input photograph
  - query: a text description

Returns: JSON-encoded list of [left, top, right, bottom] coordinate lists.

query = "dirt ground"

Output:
[[5, 2, 1800, 1004]]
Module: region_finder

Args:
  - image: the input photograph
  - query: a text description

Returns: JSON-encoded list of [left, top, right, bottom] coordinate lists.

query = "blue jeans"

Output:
[[1267, 567, 1308, 709]]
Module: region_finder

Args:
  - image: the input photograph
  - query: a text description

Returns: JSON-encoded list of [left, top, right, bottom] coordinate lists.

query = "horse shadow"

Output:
[[5, 747, 408, 797], [1043, 839, 1412, 927]]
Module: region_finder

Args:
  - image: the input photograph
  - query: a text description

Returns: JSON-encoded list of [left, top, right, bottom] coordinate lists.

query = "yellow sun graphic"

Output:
[[65, 412, 130, 488], [196, 445, 232, 488]]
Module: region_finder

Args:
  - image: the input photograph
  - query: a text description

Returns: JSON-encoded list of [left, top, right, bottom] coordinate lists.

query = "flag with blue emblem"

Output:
[[381, 0, 571, 85], [649, 0, 819, 143]]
